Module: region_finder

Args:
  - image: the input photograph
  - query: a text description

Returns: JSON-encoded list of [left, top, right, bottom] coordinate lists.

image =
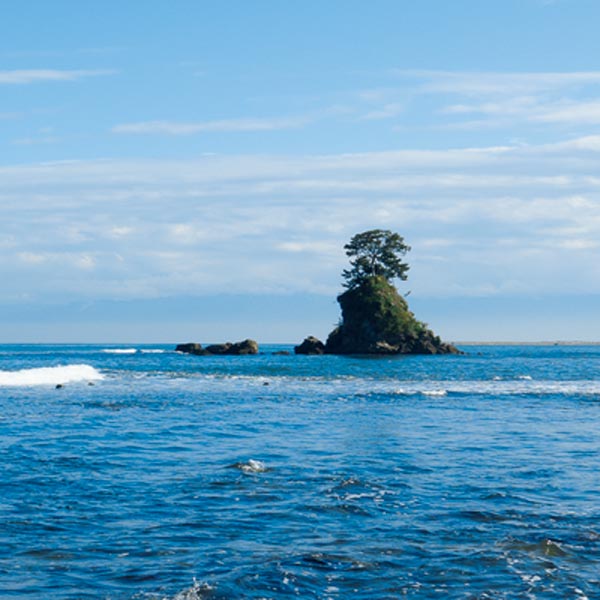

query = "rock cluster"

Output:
[[176, 339, 259, 356]]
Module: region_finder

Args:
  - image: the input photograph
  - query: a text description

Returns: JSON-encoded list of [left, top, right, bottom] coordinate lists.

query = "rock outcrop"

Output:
[[229, 339, 259, 355], [176, 339, 259, 356], [324, 276, 460, 355], [175, 343, 205, 355], [294, 336, 325, 355]]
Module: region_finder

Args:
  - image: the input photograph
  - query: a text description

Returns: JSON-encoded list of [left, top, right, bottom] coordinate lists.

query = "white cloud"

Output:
[[75, 254, 96, 270], [277, 241, 339, 254], [3, 135, 600, 301], [18, 252, 48, 265], [356, 69, 600, 133], [12, 135, 60, 146], [108, 226, 134, 238], [0, 69, 115, 84], [397, 69, 600, 96], [543, 135, 600, 151], [112, 115, 313, 135], [441, 98, 600, 126], [534, 100, 600, 124], [361, 103, 404, 120]]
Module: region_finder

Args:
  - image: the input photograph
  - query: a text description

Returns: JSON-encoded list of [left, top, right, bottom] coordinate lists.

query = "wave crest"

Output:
[[0, 364, 104, 387]]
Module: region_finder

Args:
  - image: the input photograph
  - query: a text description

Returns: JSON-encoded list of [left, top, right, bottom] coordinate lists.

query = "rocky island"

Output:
[[296, 229, 460, 355]]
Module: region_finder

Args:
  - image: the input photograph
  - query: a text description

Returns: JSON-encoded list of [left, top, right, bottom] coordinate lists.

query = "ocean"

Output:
[[1, 343, 599, 599]]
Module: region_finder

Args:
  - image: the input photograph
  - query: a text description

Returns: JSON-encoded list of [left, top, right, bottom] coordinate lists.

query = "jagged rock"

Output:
[[176, 339, 259, 356], [324, 276, 461, 355], [294, 336, 325, 355]]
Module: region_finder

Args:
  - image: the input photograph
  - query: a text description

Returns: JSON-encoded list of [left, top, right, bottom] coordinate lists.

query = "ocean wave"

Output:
[[102, 348, 137, 354], [0, 364, 104, 387], [140, 349, 166, 354]]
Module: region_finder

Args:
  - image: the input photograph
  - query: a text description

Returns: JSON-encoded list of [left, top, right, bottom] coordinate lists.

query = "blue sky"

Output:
[[2, 0, 600, 342]]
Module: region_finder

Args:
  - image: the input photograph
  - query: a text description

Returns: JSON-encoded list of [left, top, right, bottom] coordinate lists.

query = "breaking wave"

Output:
[[0, 364, 104, 387], [102, 348, 137, 354]]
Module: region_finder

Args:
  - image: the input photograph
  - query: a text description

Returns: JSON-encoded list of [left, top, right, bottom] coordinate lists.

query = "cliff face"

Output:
[[324, 276, 460, 355]]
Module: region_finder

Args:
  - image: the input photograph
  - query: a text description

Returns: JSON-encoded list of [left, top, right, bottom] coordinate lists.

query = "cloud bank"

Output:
[[2, 135, 600, 306]]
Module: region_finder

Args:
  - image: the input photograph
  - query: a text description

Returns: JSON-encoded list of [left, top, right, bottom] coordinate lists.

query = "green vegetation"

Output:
[[342, 229, 410, 289]]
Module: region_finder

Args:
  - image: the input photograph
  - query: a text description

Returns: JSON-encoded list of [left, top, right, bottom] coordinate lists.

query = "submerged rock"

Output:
[[324, 276, 460, 355], [294, 336, 325, 355]]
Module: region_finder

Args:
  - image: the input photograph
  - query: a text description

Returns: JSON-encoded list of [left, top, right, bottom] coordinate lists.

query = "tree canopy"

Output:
[[342, 229, 410, 288]]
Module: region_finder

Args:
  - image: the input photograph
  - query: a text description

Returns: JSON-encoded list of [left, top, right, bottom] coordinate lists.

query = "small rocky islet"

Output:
[[176, 230, 460, 357], [294, 275, 460, 355]]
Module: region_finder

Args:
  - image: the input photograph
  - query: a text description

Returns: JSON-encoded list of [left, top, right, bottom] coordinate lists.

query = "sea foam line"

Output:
[[102, 348, 137, 354], [0, 364, 104, 387], [166, 373, 600, 397]]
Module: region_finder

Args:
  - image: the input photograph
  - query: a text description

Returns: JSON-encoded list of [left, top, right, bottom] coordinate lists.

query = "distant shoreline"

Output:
[[2, 341, 600, 347], [454, 341, 600, 346]]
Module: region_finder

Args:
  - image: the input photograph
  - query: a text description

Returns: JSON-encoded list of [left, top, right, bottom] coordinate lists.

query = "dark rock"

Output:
[[272, 350, 291, 356], [294, 336, 326, 355], [175, 343, 207, 355], [324, 276, 461, 355], [176, 339, 259, 356], [55, 384, 63, 389], [228, 339, 259, 355], [205, 343, 232, 355]]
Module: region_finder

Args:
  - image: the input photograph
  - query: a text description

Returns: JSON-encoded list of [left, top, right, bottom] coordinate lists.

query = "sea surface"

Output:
[[1, 343, 600, 599]]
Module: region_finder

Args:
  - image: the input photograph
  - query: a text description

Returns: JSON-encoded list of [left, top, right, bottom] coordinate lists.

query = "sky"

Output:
[[2, 0, 600, 343]]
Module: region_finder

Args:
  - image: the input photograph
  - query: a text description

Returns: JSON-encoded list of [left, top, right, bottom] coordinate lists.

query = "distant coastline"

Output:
[[454, 340, 600, 346]]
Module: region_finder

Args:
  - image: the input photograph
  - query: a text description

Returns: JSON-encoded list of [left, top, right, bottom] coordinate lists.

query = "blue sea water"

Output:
[[1, 343, 600, 599]]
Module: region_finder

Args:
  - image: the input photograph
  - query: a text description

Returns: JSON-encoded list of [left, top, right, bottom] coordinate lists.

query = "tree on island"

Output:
[[342, 229, 411, 289], [319, 229, 460, 355]]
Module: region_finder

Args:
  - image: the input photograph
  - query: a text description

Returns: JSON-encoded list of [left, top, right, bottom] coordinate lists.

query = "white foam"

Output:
[[102, 348, 137, 354], [167, 579, 213, 600], [240, 459, 267, 473], [0, 364, 104, 387], [140, 349, 165, 354], [167, 373, 600, 397]]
